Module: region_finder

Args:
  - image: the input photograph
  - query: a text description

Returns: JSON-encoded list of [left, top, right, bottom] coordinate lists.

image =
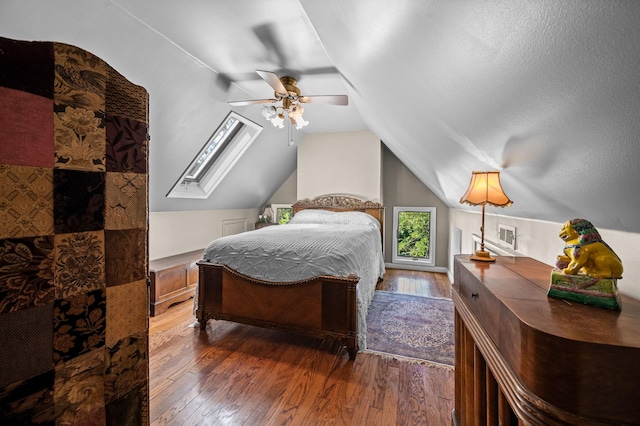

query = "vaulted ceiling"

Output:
[[3, 0, 640, 232]]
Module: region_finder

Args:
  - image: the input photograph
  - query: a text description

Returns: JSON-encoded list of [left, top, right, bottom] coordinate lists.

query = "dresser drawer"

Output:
[[455, 263, 500, 345]]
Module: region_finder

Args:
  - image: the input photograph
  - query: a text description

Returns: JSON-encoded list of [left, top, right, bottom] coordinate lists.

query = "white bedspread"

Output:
[[201, 223, 385, 350]]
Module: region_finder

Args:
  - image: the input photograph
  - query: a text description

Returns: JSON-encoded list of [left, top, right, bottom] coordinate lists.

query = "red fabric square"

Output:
[[0, 87, 53, 168]]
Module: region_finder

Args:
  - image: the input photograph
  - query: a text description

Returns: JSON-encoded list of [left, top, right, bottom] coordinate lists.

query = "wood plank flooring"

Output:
[[149, 269, 454, 425]]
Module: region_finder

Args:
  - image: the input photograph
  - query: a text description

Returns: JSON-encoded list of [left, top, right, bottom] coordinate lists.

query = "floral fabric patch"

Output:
[[53, 289, 106, 363], [53, 42, 106, 173], [53, 349, 106, 425], [54, 106, 106, 171], [104, 333, 147, 404], [0, 236, 54, 314], [54, 231, 105, 299]]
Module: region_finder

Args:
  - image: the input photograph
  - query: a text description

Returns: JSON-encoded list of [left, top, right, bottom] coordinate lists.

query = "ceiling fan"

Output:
[[228, 70, 348, 130]]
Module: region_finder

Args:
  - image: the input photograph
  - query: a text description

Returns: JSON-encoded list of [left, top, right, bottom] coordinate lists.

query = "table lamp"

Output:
[[460, 171, 513, 262]]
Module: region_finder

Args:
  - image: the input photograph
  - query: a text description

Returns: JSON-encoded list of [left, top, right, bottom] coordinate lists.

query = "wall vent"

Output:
[[498, 224, 516, 250]]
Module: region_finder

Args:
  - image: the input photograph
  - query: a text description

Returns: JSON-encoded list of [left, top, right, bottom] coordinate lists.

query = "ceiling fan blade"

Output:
[[298, 95, 348, 106], [256, 70, 288, 95], [228, 98, 277, 106], [252, 23, 289, 70]]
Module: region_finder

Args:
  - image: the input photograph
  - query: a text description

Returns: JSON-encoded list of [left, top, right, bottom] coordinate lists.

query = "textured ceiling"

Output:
[[2, 0, 640, 232]]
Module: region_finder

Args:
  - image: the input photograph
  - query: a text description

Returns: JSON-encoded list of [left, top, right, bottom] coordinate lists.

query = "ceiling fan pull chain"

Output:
[[288, 118, 294, 146]]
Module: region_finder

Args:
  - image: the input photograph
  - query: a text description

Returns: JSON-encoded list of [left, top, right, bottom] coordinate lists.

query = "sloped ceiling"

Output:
[[2, 1, 640, 232]]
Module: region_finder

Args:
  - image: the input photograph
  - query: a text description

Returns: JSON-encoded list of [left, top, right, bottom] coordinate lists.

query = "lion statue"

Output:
[[556, 218, 623, 278]]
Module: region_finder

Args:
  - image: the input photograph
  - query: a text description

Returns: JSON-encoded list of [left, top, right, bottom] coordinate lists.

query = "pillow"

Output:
[[289, 209, 380, 229], [288, 209, 335, 224], [333, 211, 381, 229]]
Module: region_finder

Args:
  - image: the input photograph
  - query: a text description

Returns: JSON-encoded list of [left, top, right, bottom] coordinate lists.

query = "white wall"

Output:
[[297, 130, 381, 201], [449, 209, 640, 300], [149, 208, 258, 260], [268, 171, 297, 204]]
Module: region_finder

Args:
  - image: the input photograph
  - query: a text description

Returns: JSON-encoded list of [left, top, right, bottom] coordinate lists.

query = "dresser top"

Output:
[[454, 255, 640, 348]]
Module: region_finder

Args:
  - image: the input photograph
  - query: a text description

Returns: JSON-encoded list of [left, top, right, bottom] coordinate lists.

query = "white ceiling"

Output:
[[2, 0, 640, 233]]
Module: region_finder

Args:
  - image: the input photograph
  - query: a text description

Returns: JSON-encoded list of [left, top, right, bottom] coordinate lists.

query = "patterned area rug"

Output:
[[365, 291, 455, 366]]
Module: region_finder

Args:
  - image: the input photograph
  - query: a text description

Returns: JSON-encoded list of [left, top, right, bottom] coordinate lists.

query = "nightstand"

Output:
[[255, 222, 278, 229]]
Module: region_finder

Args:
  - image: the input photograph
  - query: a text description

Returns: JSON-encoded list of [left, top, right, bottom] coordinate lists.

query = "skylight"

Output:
[[167, 112, 262, 199], [183, 116, 242, 182]]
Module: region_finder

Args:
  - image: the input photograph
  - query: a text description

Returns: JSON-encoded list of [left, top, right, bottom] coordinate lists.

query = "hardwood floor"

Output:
[[376, 268, 452, 298], [149, 269, 454, 425]]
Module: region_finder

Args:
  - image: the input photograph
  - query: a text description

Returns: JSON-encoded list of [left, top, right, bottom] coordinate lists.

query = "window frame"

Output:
[[166, 111, 262, 199], [182, 116, 242, 182], [391, 206, 437, 267], [271, 204, 293, 224]]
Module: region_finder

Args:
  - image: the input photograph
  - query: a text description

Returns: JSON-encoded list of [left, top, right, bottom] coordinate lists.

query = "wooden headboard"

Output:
[[291, 195, 385, 242]]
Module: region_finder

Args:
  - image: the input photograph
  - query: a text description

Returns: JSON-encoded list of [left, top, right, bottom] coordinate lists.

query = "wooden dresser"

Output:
[[149, 250, 202, 316], [452, 255, 640, 425]]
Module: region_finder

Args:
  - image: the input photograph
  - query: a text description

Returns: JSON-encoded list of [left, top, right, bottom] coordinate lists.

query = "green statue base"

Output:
[[548, 269, 621, 310]]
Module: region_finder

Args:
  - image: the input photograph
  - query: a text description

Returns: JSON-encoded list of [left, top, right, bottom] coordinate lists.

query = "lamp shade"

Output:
[[460, 171, 513, 207]]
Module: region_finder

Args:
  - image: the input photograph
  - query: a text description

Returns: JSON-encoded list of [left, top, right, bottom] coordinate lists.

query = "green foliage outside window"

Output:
[[277, 208, 293, 224], [397, 211, 431, 258]]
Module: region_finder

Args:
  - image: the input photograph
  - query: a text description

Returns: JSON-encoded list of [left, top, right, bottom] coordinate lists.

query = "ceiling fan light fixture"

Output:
[[272, 112, 285, 129], [262, 103, 308, 130], [262, 105, 277, 119], [235, 70, 347, 137], [288, 104, 308, 130], [261, 104, 285, 128]]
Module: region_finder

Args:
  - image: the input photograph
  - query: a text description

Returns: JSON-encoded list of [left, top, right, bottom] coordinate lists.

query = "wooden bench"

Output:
[[149, 249, 202, 316]]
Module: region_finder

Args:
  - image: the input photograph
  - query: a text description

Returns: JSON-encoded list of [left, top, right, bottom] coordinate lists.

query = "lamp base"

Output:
[[470, 250, 496, 262]]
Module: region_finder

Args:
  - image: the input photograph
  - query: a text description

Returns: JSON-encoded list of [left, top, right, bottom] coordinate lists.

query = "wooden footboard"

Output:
[[196, 262, 361, 360]]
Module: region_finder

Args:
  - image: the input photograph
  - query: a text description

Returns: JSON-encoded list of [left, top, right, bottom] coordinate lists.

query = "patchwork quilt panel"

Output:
[[0, 36, 149, 425]]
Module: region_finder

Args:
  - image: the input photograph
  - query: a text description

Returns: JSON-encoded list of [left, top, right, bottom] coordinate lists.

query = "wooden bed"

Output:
[[196, 195, 384, 360]]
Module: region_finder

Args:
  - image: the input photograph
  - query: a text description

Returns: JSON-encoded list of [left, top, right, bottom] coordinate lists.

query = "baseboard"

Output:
[[385, 263, 448, 274]]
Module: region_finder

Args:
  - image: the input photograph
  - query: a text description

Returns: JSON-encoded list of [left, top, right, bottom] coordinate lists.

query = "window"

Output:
[[271, 204, 293, 224], [167, 112, 262, 199], [183, 116, 242, 182], [392, 206, 436, 267]]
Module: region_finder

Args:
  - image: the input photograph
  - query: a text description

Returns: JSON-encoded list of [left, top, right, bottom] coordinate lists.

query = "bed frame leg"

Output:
[[196, 309, 207, 330], [346, 337, 358, 361], [347, 347, 357, 361], [198, 319, 207, 330]]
